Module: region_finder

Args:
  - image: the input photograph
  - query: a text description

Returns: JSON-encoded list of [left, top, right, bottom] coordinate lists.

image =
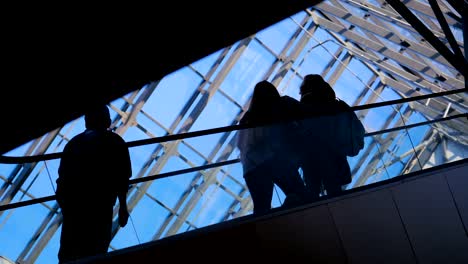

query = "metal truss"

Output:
[[0, 1, 466, 263]]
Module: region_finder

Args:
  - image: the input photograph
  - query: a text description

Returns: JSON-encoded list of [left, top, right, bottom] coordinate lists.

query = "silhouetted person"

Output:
[[298, 74, 364, 200], [237, 80, 309, 215], [56, 105, 132, 263]]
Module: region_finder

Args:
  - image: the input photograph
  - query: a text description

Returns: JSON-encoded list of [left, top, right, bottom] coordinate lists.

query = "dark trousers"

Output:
[[302, 160, 343, 201], [244, 157, 309, 215], [58, 205, 113, 263]]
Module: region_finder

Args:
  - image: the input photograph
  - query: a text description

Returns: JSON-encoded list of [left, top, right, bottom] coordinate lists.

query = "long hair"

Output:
[[243, 80, 280, 124]]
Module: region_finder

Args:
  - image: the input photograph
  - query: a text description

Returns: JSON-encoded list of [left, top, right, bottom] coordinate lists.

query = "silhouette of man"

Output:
[[237, 80, 309, 215], [56, 105, 132, 263], [297, 74, 364, 200]]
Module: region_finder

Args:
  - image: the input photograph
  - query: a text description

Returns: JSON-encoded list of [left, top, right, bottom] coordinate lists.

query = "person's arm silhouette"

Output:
[[118, 192, 129, 227], [117, 137, 132, 227]]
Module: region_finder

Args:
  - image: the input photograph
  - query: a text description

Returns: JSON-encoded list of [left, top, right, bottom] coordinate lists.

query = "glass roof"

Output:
[[0, 1, 466, 263]]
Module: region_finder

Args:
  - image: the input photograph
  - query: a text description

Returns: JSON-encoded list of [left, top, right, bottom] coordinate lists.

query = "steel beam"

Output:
[[311, 11, 464, 90], [428, 0, 464, 59], [386, 0, 467, 77], [17, 204, 60, 263], [319, 0, 463, 84], [402, 130, 443, 173], [319, 27, 467, 133], [352, 107, 413, 187], [0, 129, 59, 218], [139, 38, 254, 240]]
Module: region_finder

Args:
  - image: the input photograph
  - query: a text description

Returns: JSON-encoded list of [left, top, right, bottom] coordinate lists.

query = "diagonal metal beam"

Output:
[[149, 37, 255, 240], [318, 28, 467, 133], [317, 1, 463, 85], [405, 0, 462, 29], [428, 0, 464, 60], [445, 0, 463, 14], [372, 133, 439, 176], [402, 130, 442, 173], [351, 107, 414, 187], [270, 15, 318, 86], [385, 0, 467, 77], [310, 10, 465, 90], [17, 204, 61, 263], [120, 47, 234, 240], [319, 28, 467, 134], [0, 129, 59, 218]]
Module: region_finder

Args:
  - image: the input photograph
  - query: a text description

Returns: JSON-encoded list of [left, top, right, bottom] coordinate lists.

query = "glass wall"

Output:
[[0, 1, 466, 263]]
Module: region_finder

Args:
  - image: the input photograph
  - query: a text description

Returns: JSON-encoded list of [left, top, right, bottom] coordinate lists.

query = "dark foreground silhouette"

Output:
[[297, 74, 365, 200], [237, 80, 310, 215], [56, 105, 132, 263]]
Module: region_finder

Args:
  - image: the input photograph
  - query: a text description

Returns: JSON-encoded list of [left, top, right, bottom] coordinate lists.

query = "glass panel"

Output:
[[111, 194, 170, 247], [257, 15, 302, 56], [125, 126, 162, 178], [146, 156, 196, 209], [142, 67, 203, 129], [216, 164, 245, 196], [189, 180, 235, 227], [286, 13, 314, 59], [110, 97, 127, 111], [212, 131, 238, 162], [35, 225, 61, 264], [191, 49, 223, 77], [2, 141, 33, 157], [44, 134, 69, 155], [135, 112, 168, 138], [355, 78, 381, 106], [346, 135, 379, 187], [362, 105, 399, 132], [429, 56, 460, 79], [450, 25, 463, 42], [373, 32, 404, 52], [59, 117, 85, 140], [178, 141, 208, 167], [24, 160, 59, 198], [445, 140, 468, 161], [220, 39, 277, 107], [333, 59, 375, 106], [0, 164, 18, 186], [185, 92, 239, 157], [1, 101, 465, 263], [295, 28, 341, 77], [0, 202, 53, 262], [279, 72, 303, 100]]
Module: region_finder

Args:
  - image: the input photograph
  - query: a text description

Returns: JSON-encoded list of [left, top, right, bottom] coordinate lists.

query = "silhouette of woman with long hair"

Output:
[[237, 80, 309, 215]]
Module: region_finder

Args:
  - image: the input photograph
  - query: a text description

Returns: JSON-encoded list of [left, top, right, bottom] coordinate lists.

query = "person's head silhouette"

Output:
[[250, 80, 280, 111], [242, 80, 281, 124], [300, 74, 335, 102], [84, 105, 111, 130]]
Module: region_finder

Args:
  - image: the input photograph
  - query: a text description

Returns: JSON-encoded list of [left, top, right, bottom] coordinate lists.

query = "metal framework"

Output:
[[0, 1, 466, 263]]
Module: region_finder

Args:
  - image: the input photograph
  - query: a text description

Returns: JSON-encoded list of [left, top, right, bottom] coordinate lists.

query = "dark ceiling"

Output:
[[1, 1, 321, 155]]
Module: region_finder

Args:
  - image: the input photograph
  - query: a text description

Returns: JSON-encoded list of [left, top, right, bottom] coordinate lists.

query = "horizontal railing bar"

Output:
[[365, 113, 467, 136], [1, 112, 467, 211], [0, 159, 241, 211], [0, 91, 466, 165]]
